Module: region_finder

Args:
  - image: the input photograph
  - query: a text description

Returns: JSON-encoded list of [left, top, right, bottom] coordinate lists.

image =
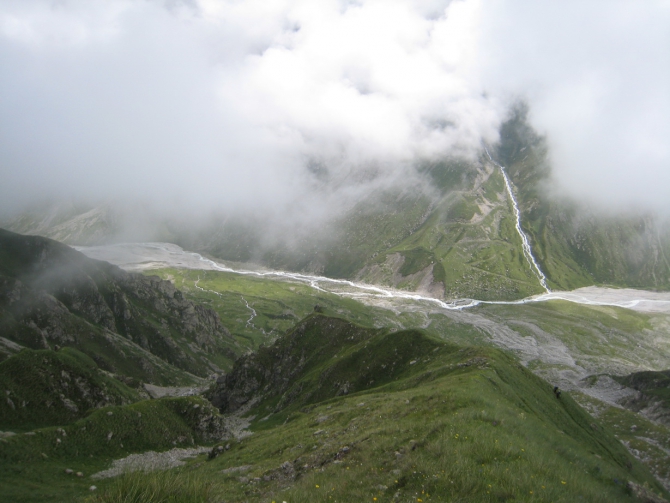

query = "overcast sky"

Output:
[[1, 0, 668, 221]]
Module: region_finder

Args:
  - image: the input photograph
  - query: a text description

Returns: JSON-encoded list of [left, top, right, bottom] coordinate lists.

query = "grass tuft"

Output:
[[84, 470, 213, 503]]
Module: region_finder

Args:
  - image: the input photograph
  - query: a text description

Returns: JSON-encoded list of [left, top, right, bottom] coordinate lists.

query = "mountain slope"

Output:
[[0, 228, 239, 384], [0, 347, 141, 431], [200, 314, 667, 502], [496, 104, 670, 292]]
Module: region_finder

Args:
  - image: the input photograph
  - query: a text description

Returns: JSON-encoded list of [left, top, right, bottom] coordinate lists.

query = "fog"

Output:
[[1, 0, 668, 226]]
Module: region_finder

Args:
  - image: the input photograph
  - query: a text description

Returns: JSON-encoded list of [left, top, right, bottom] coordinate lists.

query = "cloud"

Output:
[[0, 0, 668, 224], [477, 0, 670, 214]]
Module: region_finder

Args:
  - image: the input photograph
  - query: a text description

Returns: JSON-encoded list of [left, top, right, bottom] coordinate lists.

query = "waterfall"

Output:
[[485, 148, 550, 293]]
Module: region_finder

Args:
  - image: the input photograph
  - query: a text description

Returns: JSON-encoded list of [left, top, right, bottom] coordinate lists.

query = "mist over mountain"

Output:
[[1, 0, 669, 231]]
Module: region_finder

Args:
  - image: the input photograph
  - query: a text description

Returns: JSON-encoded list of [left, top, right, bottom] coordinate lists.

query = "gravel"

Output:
[[91, 447, 209, 479]]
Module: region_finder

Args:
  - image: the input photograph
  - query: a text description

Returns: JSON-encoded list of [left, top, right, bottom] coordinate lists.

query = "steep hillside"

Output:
[[205, 315, 669, 502], [0, 348, 141, 431], [0, 228, 239, 384], [497, 104, 670, 292], [1, 307, 668, 502]]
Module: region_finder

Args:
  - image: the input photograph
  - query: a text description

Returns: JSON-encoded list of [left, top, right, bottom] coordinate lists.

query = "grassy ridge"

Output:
[[1, 313, 668, 502], [198, 315, 666, 502]]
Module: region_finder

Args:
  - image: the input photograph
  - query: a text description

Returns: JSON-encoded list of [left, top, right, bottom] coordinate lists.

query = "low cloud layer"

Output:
[[1, 0, 668, 222]]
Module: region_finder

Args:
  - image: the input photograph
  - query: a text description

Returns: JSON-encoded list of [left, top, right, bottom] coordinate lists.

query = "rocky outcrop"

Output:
[[206, 314, 439, 415], [0, 229, 234, 383], [206, 315, 370, 413]]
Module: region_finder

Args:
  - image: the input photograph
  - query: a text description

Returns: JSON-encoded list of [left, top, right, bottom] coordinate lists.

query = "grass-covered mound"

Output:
[[0, 347, 141, 432], [198, 314, 667, 502], [0, 395, 229, 502]]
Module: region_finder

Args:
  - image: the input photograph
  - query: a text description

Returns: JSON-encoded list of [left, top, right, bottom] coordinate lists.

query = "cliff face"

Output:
[[0, 229, 235, 385]]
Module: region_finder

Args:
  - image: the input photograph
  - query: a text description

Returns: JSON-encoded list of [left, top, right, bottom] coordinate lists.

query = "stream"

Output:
[[76, 242, 670, 315]]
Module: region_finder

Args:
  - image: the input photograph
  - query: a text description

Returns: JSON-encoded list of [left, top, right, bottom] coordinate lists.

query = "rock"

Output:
[[208, 445, 226, 460], [89, 486, 97, 491], [65, 469, 73, 474], [626, 481, 668, 503], [76, 472, 84, 477], [335, 446, 351, 460], [107, 431, 113, 441]]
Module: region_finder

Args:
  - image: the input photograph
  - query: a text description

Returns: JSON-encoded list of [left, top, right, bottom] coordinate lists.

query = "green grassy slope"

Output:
[[360, 164, 547, 300], [0, 395, 227, 503], [1, 308, 668, 502], [0, 348, 141, 432], [107, 314, 666, 503], [148, 267, 433, 352]]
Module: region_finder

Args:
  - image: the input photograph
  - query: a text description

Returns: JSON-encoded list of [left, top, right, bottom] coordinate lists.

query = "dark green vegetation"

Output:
[[0, 228, 238, 384], [84, 470, 214, 503], [0, 347, 140, 431], [0, 395, 227, 502], [1, 294, 668, 502], [616, 370, 670, 403], [91, 314, 664, 503]]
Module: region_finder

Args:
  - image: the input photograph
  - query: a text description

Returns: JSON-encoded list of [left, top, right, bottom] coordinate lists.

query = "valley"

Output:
[[2, 2, 668, 501], [1, 228, 669, 502], [78, 241, 670, 495]]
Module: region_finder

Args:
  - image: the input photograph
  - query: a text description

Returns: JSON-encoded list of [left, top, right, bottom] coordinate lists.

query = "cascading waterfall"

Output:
[[485, 148, 550, 293]]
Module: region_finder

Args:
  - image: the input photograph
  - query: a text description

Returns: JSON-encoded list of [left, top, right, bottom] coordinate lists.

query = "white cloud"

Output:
[[0, 0, 668, 221]]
